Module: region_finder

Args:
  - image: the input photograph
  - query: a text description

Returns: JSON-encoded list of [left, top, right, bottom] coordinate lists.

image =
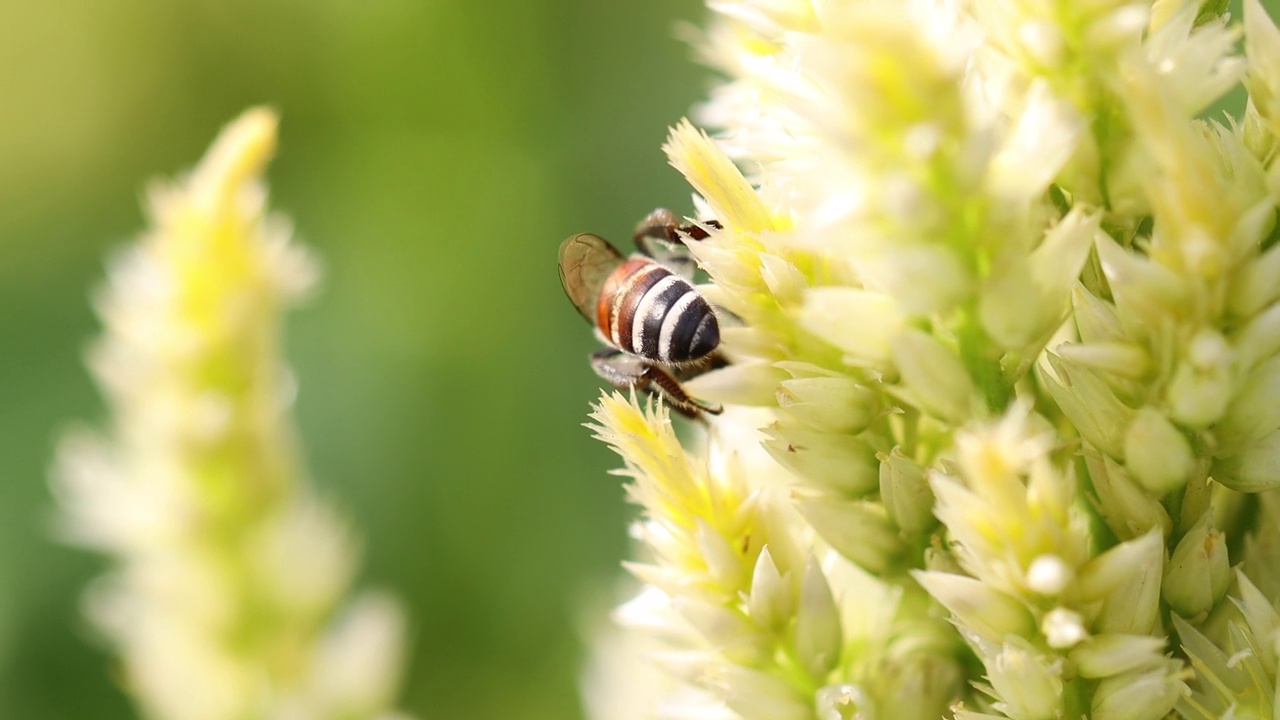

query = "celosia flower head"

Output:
[[580, 1, 1280, 718], [53, 108, 411, 720]]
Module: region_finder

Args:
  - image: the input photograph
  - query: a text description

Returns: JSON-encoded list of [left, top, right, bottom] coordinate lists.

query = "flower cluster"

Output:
[[582, 1, 1280, 718], [52, 109, 411, 720]]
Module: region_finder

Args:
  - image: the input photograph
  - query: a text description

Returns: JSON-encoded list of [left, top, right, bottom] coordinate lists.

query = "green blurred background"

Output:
[[0, 1, 710, 717]]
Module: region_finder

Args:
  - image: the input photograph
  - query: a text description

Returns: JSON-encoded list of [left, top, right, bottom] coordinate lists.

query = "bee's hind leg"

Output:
[[590, 348, 723, 420]]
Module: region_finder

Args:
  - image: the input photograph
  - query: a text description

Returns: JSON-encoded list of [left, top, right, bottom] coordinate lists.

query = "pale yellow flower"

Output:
[[53, 108, 410, 720]]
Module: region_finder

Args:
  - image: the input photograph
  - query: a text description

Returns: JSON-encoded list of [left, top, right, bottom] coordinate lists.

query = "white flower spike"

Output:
[[53, 108, 411, 720], [577, 1, 1280, 718]]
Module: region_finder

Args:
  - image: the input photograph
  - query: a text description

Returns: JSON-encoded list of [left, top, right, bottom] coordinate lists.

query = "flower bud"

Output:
[[1232, 300, 1280, 372], [852, 243, 971, 318], [718, 664, 811, 720], [891, 329, 975, 424], [762, 424, 879, 496], [875, 647, 965, 720], [1246, 0, 1280, 133], [1212, 428, 1280, 492], [796, 498, 904, 574], [1162, 513, 1230, 618], [1227, 205, 1280, 318], [800, 288, 904, 368], [1055, 341, 1150, 379], [1167, 329, 1233, 428], [914, 571, 1035, 642], [1042, 354, 1134, 461], [694, 518, 750, 593], [759, 253, 808, 304], [1095, 234, 1187, 332], [879, 448, 935, 536], [1070, 634, 1167, 679], [684, 362, 789, 407], [1091, 665, 1183, 720], [1217, 354, 1280, 452], [988, 641, 1064, 720], [1041, 607, 1087, 649], [1072, 285, 1125, 344], [1093, 536, 1165, 635], [1085, 455, 1172, 540], [672, 596, 769, 665], [1077, 529, 1164, 603], [748, 547, 792, 633], [1026, 555, 1073, 596], [795, 556, 842, 679], [776, 375, 875, 433], [1123, 408, 1193, 495], [1234, 570, 1280, 672]]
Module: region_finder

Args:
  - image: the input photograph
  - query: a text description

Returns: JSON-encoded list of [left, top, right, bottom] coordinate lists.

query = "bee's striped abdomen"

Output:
[[596, 257, 719, 363]]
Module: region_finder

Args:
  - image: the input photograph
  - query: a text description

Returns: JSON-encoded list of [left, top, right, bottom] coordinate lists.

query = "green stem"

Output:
[[956, 308, 1012, 414]]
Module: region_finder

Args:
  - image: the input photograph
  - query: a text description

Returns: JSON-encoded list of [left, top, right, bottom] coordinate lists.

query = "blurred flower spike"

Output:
[[581, 1, 1280, 718], [52, 108, 412, 720]]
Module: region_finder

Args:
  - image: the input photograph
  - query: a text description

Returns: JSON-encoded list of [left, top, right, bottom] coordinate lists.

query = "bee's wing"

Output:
[[558, 233, 623, 323]]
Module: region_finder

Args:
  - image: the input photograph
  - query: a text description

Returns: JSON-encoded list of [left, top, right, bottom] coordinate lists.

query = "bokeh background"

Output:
[[0, 1, 712, 717]]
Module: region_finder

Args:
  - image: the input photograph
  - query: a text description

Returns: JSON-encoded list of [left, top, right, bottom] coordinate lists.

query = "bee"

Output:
[[559, 208, 726, 418]]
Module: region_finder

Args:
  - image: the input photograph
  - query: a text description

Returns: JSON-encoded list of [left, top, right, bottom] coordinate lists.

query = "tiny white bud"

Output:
[[1042, 607, 1088, 649], [1026, 555, 1072, 596]]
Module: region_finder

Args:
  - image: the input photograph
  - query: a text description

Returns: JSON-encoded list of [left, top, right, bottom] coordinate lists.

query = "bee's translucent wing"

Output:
[[559, 233, 623, 323]]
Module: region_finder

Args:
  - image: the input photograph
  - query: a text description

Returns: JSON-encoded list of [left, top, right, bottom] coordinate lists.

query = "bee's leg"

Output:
[[590, 348, 723, 419], [633, 208, 723, 278]]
